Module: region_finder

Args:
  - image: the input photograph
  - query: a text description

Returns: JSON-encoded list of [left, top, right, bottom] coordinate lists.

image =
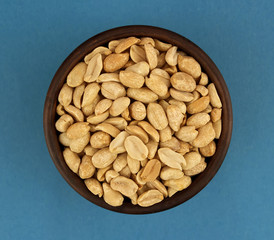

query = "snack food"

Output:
[[55, 37, 222, 207]]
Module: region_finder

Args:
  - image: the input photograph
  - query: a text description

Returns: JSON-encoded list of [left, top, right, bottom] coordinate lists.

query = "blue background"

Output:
[[0, 0, 273, 239]]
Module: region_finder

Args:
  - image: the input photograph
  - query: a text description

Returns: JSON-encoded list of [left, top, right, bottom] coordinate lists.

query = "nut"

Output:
[[119, 71, 145, 88], [64, 105, 84, 122], [55, 114, 74, 132], [97, 165, 112, 182], [59, 132, 71, 146], [94, 99, 113, 116], [140, 159, 161, 182], [170, 88, 194, 102], [84, 53, 103, 83], [147, 103, 168, 130], [154, 39, 172, 51], [146, 180, 168, 198], [103, 53, 129, 72], [110, 176, 138, 197], [102, 183, 124, 206], [184, 160, 207, 176], [125, 61, 150, 77], [164, 175, 192, 191], [84, 145, 98, 157], [168, 99, 186, 114], [158, 148, 186, 170], [165, 46, 178, 66], [192, 122, 216, 147], [187, 96, 210, 114], [115, 37, 140, 53], [105, 170, 119, 183], [84, 46, 111, 64], [67, 62, 87, 87], [119, 165, 131, 178], [97, 73, 120, 83], [109, 131, 129, 154], [95, 122, 120, 138], [73, 83, 85, 109], [56, 104, 65, 116], [137, 189, 164, 207], [127, 155, 140, 174], [125, 125, 149, 144], [160, 166, 184, 180], [139, 37, 155, 46], [199, 72, 208, 85], [137, 121, 160, 142], [113, 153, 127, 172], [170, 72, 196, 92], [129, 101, 146, 120], [101, 82, 126, 100], [166, 104, 184, 131], [146, 140, 158, 159], [130, 45, 146, 63], [92, 148, 117, 168], [159, 137, 181, 152], [144, 43, 158, 70], [79, 155, 95, 179], [109, 97, 131, 116], [82, 82, 100, 107], [178, 55, 201, 79], [84, 178, 103, 197], [199, 141, 216, 157], [82, 94, 100, 116], [66, 122, 90, 139], [186, 112, 211, 128], [86, 111, 109, 125], [145, 75, 168, 97], [70, 132, 90, 153], [175, 126, 198, 142], [90, 131, 111, 149], [195, 85, 208, 96], [58, 83, 73, 107], [211, 108, 222, 123], [213, 119, 222, 139], [63, 148, 81, 173], [208, 83, 222, 108], [124, 135, 148, 161], [104, 117, 128, 130], [159, 126, 172, 142], [183, 152, 202, 170], [127, 87, 158, 103]]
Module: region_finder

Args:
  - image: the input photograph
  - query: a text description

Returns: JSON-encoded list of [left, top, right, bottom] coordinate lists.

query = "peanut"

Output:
[[124, 136, 148, 161], [137, 189, 164, 207], [147, 103, 168, 130], [79, 155, 95, 179], [92, 148, 117, 168], [67, 62, 87, 87]]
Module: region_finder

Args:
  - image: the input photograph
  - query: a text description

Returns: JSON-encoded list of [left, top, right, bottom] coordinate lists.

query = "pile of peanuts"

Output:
[[55, 37, 222, 207]]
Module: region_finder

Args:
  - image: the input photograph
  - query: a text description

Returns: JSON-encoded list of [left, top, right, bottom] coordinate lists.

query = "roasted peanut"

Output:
[[147, 103, 168, 130], [84, 54, 103, 82], [158, 148, 186, 170], [102, 183, 124, 206], [129, 101, 146, 120], [199, 141, 216, 157], [103, 53, 129, 72], [79, 155, 95, 179], [178, 55, 201, 79], [137, 189, 164, 207], [58, 83, 73, 107], [67, 62, 87, 87], [124, 136, 148, 161], [63, 148, 81, 173], [55, 114, 74, 132], [92, 148, 117, 168], [110, 176, 138, 197], [208, 83, 222, 108], [85, 178, 103, 197]]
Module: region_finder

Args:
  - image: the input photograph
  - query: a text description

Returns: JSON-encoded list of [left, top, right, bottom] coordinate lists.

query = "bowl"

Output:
[[43, 25, 233, 214]]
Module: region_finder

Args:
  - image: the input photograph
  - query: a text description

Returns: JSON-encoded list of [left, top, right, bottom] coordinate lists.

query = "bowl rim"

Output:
[[43, 25, 233, 214]]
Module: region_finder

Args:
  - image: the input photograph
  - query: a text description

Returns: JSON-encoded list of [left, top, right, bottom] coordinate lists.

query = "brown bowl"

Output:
[[43, 25, 233, 214]]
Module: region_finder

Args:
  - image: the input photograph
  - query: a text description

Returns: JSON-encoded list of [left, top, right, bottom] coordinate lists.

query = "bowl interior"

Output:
[[43, 25, 233, 214]]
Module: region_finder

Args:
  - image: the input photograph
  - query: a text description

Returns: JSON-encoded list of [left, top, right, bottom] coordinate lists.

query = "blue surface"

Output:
[[0, 0, 273, 239]]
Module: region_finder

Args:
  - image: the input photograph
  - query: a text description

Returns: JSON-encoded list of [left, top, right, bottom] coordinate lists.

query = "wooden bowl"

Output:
[[43, 25, 233, 214]]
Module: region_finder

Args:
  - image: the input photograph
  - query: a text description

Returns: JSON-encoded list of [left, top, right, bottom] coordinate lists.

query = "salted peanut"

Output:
[[64, 105, 84, 122], [134, 169, 146, 186], [145, 75, 168, 97], [157, 52, 166, 68], [125, 61, 150, 77], [66, 122, 89, 139], [137, 184, 151, 195], [168, 187, 178, 197], [113, 153, 127, 172], [110, 176, 138, 197], [129, 101, 146, 120], [160, 166, 184, 181], [175, 126, 198, 142], [82, 94, 100, 116], [186, 112, 210, 129], [108, 39, 123, 51], [208, 83, 222, 108], [147, 103, 168, 130], [167, 100, 185, 115], [137, 189, 164, 207], [170, 88, 194, 102], [140, 159, 161, 182], [85, 178, 103, 197], [59, 132, 71, 147], [97, 165, 112, 182], [81, 83, 100, 108], [164, 175, 192, 191], [95, 123, 120, 138], [184, 160, 207, 176], [56, 104, 65, 116], [160, 137, 180, 151], [90, 131, 111, 149], [211, 108, 222, 122], [154, 39, 172, 51], [58, 83, 73, 107], [103, 53, 129, 72], [130, 45, 146, 63], [94, 99, 112, 116], [119, 70, 145, 88], [119, 165, 131, 178], [108, 97, 130, 117], [101, 82, 126, 100], [124, 136, 148, 161], [163, 64, 177, 75], [151, 68, 170, 80], [127, 87, 158, 103], [125, 125, 149, 144], [72, 83, 85, 108], [144, 43, 158, 70], [158, 100, 170, 111], [147, 180, 168, 197], [202, 104, 212, 114], [196, 85, 208, 97], [115, 37, 140, 53], [178, 55, 201, 79], [79, 155, 95, 179], [127, 155, 140, 174], [145, 140, 158, 160], [67, 62, 87, 87], [63, 148, 80, 173], [187, 96, 210, 114], [86, 111, 109, 125], [183, 152, 202, 170], [177, 141, 191, 155], [199, 72, 208, 85], [192, 122, 216, 147], [199, 141, 216, 157], [70, 132, 90, 153], [158, 148, 186, 170], [92, 148, 117, 168], [129, 192, 138, 205], [84, 54, 103, 83], [165, 46, 178, 66], [121, 108, 131, 121], [105, 170, 119, 183], [102, 183, 124, 207], [104, 117, 127, 130], [55, 114, 74, 132], [141, 159, 148, 167], [139, 37, 155, 46], [159, 126, 172, 142], [138, 121, 160, 142], [188, 90, 200, 104], [84, 145, 98, 157], [213, 119, 222, 139], [123, 60, 135, 68], [97, 73, 119, 83], [170, 72, 196, 92], [108, 131, 128, 154], [166, 105, 184, 132], [84, 47, 112, 64]]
